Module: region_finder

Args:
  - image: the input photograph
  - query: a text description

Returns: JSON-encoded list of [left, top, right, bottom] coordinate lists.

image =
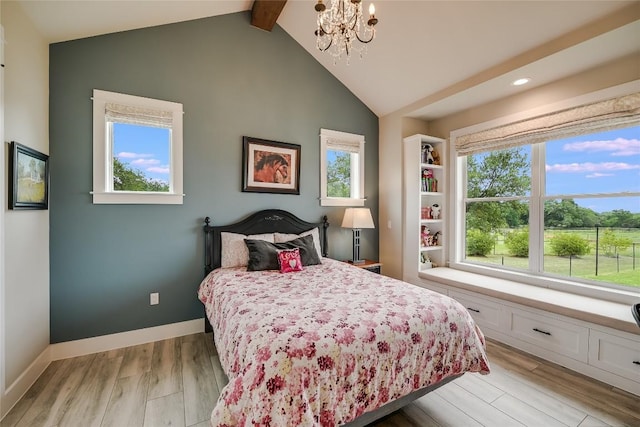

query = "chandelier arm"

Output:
[[349, 10, 359, 31], [319, 37, 334, 52], [355, 31, 375, 44], [317, 21, 334, 36]]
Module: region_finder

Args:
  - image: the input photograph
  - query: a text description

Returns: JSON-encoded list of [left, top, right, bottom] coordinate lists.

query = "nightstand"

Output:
[[344, 259, 382, 274]]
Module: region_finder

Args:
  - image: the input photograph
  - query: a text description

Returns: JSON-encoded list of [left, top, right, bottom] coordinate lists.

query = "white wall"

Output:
[[1, 0, 49, 418], [0, 0, 6, 418], [378, 115, 428, 279]]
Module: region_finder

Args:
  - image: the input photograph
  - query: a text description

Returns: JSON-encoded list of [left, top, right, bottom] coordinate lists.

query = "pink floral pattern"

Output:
[[198, 258, 490, 426]]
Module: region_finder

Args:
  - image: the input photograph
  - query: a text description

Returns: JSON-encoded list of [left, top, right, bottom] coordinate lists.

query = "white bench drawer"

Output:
[[589, 330, 640, 385], [450, 290, 502, 332], [508, 307, 589, 362]]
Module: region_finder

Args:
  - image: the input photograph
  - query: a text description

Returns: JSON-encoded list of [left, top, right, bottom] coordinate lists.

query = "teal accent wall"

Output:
[[49, 12, 379, 343]]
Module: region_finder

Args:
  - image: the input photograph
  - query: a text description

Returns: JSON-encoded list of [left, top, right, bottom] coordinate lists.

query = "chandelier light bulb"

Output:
[[369, 3, 375, 16]]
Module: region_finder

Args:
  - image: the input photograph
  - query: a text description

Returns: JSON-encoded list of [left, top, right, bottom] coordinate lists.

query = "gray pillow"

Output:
[[244, 235, 321, 271]]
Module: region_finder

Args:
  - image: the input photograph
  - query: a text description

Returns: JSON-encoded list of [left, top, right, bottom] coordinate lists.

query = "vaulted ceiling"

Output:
[[15, 0, 640, 119]]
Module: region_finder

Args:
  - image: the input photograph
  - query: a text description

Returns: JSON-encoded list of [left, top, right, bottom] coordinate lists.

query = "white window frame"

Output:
[[319, 128, 365, 207], [92, 89, 183, 204], [449, 81, 640, 304]]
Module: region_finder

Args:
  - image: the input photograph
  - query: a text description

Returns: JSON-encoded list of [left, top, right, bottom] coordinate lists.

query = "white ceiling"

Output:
[[15, 0, 640, 119]]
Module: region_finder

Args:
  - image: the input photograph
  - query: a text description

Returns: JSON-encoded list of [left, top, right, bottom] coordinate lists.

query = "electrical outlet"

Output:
[[150, 292, 159, 305]]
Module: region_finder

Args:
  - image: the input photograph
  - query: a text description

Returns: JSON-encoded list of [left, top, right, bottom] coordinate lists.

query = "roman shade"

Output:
[[105, 102, 173, 128], [456, 92, 640, 156]]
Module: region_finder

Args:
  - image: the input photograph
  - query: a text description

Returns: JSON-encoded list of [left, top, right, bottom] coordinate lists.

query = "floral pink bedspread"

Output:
[[198, 258, 490, 427]]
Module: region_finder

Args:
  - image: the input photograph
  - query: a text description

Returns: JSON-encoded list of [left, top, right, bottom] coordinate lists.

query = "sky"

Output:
[[113, 122, 639, 214], [112, 123, 170, 184], [546, 125, 639, 213]]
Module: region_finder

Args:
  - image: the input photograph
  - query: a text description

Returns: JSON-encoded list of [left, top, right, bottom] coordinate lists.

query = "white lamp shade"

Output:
[[342, 208, 375, 229]]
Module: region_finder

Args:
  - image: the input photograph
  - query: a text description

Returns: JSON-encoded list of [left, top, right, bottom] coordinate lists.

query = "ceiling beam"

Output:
[[251, 0, 288, 32]]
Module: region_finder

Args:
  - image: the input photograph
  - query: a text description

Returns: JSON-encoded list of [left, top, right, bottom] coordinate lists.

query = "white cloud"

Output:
[[147, 166, 170, 174], [546, 162, 640, 173], [585, 172, 614, 178], [131, 158, 160, 167], [562, 138, 640, 156], [117, 152, 154, 159]]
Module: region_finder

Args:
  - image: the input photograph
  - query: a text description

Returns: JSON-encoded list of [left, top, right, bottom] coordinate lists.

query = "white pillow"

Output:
[[274, 228, 322, 260], [221, 232, 274, 268]]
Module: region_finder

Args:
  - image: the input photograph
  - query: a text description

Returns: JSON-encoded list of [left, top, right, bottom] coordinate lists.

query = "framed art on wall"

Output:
[[9, 141, 49, 210], [242, 136, 301, 194]]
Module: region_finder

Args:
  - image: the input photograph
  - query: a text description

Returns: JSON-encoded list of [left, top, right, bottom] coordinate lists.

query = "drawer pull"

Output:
[[533, 328, 552, 336], [467, 308, 480, 313], [633, 361, 640, 366]]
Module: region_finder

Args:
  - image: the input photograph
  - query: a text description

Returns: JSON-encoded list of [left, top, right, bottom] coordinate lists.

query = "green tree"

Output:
[[503, 201, 529, 228], [544, 199, 598, 228], [466, 148, 530, 232], [599, 229, 633, 256], [467, 148, 530, 198], [599, 209, 638, 228], [549, 233, 590, 257], [505, 228, 529, 257], [326, 151, 351, 197], [113, 158, 169, 192], [466, 202, 506, 232]]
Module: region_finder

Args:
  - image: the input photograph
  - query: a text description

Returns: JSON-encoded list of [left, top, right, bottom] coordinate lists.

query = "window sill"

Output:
[[92, 191, 184, 205], [420, 267, 639, 335], [319, 197, 365, 207]]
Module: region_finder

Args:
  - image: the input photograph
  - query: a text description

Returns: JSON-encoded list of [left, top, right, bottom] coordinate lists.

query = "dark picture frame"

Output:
[[242, 136, 301, 194], [9, 141, 49, 210]]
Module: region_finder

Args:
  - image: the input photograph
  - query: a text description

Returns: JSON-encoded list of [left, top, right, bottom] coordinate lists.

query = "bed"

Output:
[[198, 209, 490, 426]]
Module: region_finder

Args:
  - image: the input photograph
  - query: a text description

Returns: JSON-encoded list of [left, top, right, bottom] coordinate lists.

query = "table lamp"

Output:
[[342, 208, 375, 264]]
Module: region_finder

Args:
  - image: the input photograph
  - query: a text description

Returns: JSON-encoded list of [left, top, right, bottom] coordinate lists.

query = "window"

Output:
[[92, 89, 183, 204], [319, 128, 365, 206], [453, 89, 640, 294]]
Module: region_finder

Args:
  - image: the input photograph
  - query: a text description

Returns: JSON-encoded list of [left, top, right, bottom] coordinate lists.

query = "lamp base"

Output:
[[350, 259, 366, 265]]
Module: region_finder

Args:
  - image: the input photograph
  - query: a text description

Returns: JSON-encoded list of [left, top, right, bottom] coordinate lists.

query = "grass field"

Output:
[[17, 177, 45, 203], [467, 228, 640, 289]]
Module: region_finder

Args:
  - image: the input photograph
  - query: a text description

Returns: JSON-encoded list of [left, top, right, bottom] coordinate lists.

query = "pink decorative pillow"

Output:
[[277, 248, 303, 273]]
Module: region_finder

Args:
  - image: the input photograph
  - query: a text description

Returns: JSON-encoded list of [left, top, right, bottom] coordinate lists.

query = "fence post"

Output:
[[617, 253, 620, 273], [595, 225, 599, 276], [569, 255, 572, 277]]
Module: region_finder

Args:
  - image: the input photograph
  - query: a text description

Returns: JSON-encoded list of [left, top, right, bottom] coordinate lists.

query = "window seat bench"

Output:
[[415, 267, 640, 396], [420, 267, 638, 335]]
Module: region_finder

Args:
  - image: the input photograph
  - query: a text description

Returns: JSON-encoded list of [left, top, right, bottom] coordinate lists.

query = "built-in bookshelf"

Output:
[[403, 134, 446, 282]]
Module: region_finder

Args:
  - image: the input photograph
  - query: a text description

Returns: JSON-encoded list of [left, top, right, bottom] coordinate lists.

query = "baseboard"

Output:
[[50, 318, 205, 361], [1, 346, 51, 420]]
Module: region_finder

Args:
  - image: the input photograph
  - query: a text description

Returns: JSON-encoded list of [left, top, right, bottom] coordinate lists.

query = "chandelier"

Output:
[[314, 0, 379, 63]]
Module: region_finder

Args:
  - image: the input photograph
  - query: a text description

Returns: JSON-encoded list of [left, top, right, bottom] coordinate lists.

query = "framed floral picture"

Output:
[[9, 141, 49, 209], [242, 136, 300, 194]]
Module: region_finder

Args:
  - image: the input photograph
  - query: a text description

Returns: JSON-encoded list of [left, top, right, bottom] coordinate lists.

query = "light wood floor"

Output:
[[1, 333, 638, 427]]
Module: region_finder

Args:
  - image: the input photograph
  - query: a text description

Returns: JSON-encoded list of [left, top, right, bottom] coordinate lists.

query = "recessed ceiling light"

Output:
[[512, 78, 531, 86]]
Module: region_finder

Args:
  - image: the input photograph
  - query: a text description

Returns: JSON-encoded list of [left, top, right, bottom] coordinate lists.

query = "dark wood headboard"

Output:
[[203, 209, 330, 276]]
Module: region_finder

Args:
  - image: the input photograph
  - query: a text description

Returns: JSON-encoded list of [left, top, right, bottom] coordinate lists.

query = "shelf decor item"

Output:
[[342, 207, 375, 264], [421, 169, 438, 192], [9, 141, 49, 210]]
